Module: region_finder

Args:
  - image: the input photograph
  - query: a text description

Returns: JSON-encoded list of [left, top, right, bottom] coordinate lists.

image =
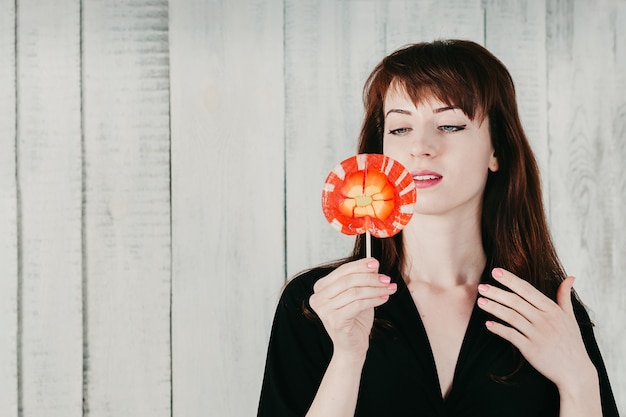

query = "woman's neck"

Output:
[[400, 211, 486, 289]]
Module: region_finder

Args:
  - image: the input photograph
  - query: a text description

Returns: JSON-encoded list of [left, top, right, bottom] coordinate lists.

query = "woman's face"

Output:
[[382, 86, 498, 218]]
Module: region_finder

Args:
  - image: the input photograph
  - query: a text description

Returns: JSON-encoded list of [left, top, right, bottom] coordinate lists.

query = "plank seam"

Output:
[[13, 0, 23, 415], [79, 0, 89, 414], [166, 4, 174, 415], [282, 0, 288, 282]]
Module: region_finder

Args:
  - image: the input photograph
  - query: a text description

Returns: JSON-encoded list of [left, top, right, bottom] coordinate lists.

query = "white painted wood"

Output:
[[16, 1, 83, 416], [285, 0, 484, 277], [1, 1, 623, 415], [82, 1, 171, 416], [169, 0, 285, 415], [484, 0, 551, 212], [546, 0, 626, 411], [284, 0, 382, 277], [0, 1, 18, 416], [383, 0, 484, 48]]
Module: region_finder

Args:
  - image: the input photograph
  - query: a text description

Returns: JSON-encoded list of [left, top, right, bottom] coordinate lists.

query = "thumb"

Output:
[[556, 276, 576, 315]]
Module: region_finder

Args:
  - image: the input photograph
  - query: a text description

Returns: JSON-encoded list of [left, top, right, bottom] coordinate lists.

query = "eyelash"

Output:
[[388, 128, 411, 135], [387, 125, 467, 135], [439, 125, 466, 132]]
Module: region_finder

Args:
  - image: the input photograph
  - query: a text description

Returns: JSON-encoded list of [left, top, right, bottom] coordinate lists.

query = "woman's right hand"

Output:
[[309, 258, 397, 357]]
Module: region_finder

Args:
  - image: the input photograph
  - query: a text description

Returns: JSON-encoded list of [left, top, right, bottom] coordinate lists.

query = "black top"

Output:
[[258, 266, 620, 417]]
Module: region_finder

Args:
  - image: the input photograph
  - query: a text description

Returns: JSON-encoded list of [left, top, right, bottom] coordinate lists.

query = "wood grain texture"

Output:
[[382, 0, 484, 48], [0, 1, 18, 415], [16, 1, 83, 415], [284, 0, 384, 276], [169, 0, 285, 415], [1, 1, 623, 415], [546, 0, 626, 411], [484, 0, 551, 209], [284, 0, 484, 276], [82, 1, 171, 415]]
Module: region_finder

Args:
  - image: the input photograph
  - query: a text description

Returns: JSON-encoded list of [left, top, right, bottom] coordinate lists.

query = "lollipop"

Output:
[[321, 154, 416, 257]]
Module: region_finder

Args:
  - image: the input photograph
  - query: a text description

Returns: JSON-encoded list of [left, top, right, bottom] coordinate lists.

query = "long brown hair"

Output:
[[351, 39, 567, 301]]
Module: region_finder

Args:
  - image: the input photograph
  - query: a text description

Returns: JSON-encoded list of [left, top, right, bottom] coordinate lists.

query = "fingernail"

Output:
[[379, 275, 391, 284], [492, 268, 504, 278], [477, 297, 488, 306], [485, 320, 494, 328], [386, 283, 397, 291], [367, 259, 379, 269], [478, 284, 489, 292]]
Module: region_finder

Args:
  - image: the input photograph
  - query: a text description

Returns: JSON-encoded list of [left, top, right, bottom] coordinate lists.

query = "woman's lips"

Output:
[[411, 170, 442, 188]]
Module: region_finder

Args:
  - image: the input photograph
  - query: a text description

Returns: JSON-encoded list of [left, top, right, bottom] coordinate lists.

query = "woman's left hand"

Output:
[[476, 267, 597, 391]]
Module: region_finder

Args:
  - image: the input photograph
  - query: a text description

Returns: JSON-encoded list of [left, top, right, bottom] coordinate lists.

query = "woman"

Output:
[[257, 40, 619, 417]]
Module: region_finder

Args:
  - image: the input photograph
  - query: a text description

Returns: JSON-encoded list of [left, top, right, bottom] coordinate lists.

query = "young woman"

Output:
[[257, 40, 619, 417]]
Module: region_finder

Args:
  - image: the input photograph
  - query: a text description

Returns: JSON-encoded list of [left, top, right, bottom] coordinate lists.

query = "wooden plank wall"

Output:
[[82, 1, 171, 416], [0, 0, 18, 415], [17, 2, 83, 416], [169, 1, 285, 416], [0, 0, 623, 416]]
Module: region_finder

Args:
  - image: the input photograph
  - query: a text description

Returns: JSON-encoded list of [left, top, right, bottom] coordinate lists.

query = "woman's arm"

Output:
[[305, 258, 397, 416], [258, 258, 397, 417], [305, 351, 367, 417], [557, 363, 601, 417]]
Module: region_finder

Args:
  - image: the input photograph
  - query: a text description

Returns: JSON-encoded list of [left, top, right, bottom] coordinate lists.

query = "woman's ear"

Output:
[[488, 152, 499, 172]]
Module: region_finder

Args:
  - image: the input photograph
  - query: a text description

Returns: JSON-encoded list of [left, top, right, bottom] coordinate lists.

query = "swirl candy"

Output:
[[321, 154, 416, 248]]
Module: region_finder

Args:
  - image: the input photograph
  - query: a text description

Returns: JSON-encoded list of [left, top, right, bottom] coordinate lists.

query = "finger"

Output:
[[315, 263, 391, 300], [326, 283, 398, 311], [330, 289, 395, 319], [477, 283, 540, 323], [477, 296, 533, 337], [485, 320, 529, 350], [317, 272, 391, 304], [556, 276, 576, 316], [310, 284, 396, 319], [314, 257, 380, 293], [491, 268, 554, 311]]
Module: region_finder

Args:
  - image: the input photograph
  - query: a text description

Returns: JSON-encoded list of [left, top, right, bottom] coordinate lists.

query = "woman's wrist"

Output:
[[556, 361, 601, 412], [330, 348, 368, 369]]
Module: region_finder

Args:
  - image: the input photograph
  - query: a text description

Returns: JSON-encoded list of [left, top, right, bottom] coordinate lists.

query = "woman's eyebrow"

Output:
[[384, 108, 412, 118], [385, 106, 461, 118], [433, 106, 461, 113]]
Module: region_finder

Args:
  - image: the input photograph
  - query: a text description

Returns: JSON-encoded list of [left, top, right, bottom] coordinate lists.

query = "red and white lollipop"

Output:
[[321, 154, 416, 257]]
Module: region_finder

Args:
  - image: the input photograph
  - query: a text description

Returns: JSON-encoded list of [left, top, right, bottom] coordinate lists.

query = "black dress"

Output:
[[258, 266, 620, 417]]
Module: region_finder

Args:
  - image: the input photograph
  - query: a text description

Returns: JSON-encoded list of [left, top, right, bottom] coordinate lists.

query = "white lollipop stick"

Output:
[[366, 230, 372, 258]]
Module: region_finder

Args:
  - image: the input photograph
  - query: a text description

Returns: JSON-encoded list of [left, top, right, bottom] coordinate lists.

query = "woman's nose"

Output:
[[409, 130, 436, 157]]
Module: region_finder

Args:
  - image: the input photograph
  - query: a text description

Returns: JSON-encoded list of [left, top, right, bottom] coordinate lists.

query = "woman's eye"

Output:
[[388, 127, 411, 135], [439, 125, 466, 132]]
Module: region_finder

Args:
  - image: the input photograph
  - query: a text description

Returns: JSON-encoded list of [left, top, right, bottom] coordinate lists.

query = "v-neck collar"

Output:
[[377, 268, 492, 405]]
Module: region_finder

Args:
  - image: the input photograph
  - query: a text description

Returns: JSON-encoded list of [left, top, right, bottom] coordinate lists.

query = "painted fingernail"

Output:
[[477, 297, 488, 306], [380, 294, 390, 300], [367, 259, 379, 269], [386, 283, 397, 291], [485, 320, 494, 328], [379, 275, 391, 284], [492, 268, 504, 278], [478, 284, 489, 292]]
